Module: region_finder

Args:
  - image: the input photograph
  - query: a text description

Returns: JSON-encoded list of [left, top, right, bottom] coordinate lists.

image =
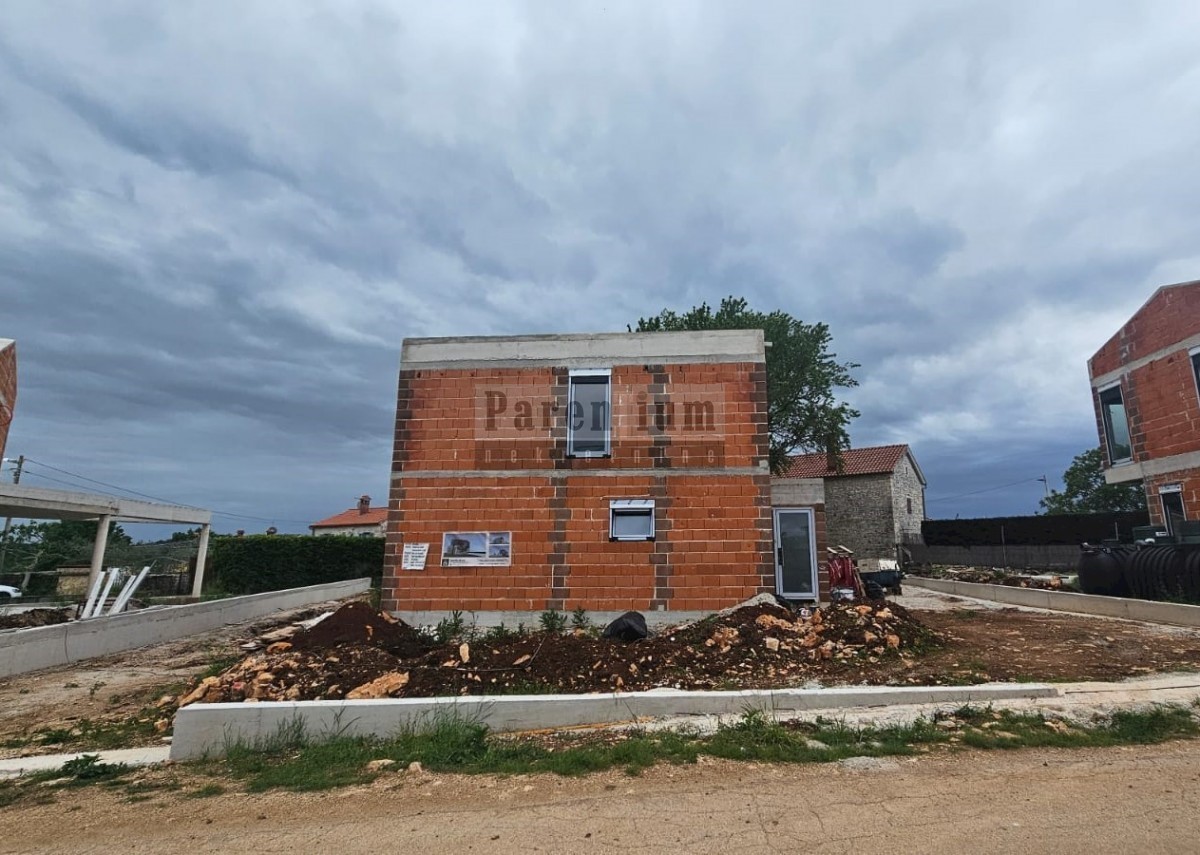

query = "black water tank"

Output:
[[1128, 546, 1184, 601], [1077, 546, 1129, 597], [1182, 546, 1200, 602]]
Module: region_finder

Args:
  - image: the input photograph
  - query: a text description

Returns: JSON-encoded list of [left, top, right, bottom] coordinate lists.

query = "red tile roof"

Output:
[[781, 444, 912, 479], [310, 507, 388, 529]]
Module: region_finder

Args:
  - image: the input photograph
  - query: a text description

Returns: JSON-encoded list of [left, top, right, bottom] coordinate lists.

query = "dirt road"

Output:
[[5, 742, 1200, 853]]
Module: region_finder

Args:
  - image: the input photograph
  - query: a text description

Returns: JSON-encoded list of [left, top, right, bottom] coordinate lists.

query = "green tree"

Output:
[[2, 519, 133, 576], [633, 296, 860, 473], [1039, 448, 1148, 514]]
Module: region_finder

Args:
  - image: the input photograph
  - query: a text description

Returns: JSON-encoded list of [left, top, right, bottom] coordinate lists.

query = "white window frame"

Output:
[[567, 368, 612, 458], [1097, 382, 1132, 464], [610, 499, 655, 541], [1190, 346, 1200, 408]]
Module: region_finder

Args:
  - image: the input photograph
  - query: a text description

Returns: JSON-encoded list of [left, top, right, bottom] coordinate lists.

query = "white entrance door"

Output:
[[774, 508, 817, 600]]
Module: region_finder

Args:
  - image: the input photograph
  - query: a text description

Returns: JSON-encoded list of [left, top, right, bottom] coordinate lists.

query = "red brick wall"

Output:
[[1144, 471, 1200, 527], [0, 342, 15, 461], [383, 359, 776, 612], [1090, 282, 1200, 377], [1088, 283, 1200, 469]]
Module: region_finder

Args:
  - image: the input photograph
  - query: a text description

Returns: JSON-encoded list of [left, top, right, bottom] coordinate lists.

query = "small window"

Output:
[[906, 497, 912, 515], [1192, 349, 1200, 405], [1099, 384, 1132, 463], [568, 369, 611, 457], [610, 499, 654, 541]]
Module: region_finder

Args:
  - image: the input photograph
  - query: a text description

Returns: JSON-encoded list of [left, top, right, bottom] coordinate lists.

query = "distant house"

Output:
[[1088, 279, 1200, 535], [310, 495, 388, 537], [780, 444, 926, 564]]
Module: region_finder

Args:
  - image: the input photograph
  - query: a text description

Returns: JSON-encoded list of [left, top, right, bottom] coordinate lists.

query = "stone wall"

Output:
[[824, 473, 895, 559], [890, 453, 925, 543]]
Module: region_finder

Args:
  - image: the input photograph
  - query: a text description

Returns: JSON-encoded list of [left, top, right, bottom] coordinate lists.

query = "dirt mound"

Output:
[[0, 608, 72, 630], [290, 601, 431, 659], [181, 599, 939, 705]]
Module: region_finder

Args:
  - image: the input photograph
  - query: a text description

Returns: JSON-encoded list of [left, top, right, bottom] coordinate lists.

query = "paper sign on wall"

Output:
[[441, 531, 512, 566], [401, 543, 429, 570]]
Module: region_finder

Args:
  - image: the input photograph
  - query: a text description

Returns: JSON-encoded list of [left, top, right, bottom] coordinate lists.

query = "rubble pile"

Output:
[[179, 598, 939, 706], [0, 607, 73, 630]]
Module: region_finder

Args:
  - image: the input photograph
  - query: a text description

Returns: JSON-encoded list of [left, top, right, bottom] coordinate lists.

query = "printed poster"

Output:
[[441, 531, 512, 566]]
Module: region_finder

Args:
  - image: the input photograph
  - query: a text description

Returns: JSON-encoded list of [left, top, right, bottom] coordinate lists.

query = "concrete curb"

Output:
[[170, 682, 1058, 760], [0, 578, 373, 678], [0, 747, 171, 779], [907, 577, 1200, 627]]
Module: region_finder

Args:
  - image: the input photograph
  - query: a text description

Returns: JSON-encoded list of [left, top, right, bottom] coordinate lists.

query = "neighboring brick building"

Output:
[[1088, 279, 1200, 534], [310, 495, 388, 537], [383, 330, 829, 613], [780, 444, 926, 565], [0, 339, 14, 461]]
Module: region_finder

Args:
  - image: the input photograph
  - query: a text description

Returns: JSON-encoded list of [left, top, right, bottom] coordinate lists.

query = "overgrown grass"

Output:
[[206, 703, 1200, 794]]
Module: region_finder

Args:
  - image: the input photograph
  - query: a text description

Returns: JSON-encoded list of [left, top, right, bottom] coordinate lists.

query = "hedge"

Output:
[[206, 534, 384, 595], [921, 511, 1151, 547]]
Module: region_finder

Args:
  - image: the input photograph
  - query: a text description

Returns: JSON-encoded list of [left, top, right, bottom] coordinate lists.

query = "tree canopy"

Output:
[[1039, 447, 1148, 514], [633, 296, 860, 473]]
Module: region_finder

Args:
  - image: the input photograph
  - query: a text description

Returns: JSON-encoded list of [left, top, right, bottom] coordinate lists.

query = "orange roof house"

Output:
[[310, 495, 387, 537]]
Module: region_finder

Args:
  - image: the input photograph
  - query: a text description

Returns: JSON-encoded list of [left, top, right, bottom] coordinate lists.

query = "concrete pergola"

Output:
[[0, 484, 213, 597]]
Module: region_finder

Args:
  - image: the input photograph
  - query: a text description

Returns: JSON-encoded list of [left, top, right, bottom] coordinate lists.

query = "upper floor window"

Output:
[[1099, 384, 1132, 463], [1191, 348, 1200, 405], [567, 369, 611, 457]]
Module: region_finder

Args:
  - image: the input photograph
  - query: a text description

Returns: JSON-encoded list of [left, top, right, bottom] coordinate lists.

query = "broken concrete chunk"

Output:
[[347, 671, 410, 700]]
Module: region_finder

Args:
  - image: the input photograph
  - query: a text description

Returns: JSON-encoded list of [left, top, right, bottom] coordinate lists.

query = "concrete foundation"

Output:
[[0, 578, 372, 678], [391, 609, 710, 631], [170, 682, 1057, 760], [907, 577, 1200, 627]]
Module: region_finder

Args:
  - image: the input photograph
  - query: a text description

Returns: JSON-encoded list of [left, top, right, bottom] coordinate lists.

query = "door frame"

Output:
[[773, 507, 818, 600]]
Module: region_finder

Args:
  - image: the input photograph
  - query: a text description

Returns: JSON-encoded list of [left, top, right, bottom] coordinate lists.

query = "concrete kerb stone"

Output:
[[169, 682, 1058, 760], [0, 577, 373, 678], [907, 577, 1200, 627]]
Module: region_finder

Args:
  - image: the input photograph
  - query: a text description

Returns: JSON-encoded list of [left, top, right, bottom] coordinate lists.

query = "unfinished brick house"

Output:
[[383, 330, 829, 614], [1088, 279, 1200, 535]]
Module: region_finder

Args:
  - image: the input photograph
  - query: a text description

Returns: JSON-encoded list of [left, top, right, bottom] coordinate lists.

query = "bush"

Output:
[[207, 535, 384, 595]]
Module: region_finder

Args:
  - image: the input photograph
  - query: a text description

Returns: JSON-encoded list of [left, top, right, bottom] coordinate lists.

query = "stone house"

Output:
[[1088, 279, 1200, 535], [780, 444, 926, 565], [382, 330, 831, 615]]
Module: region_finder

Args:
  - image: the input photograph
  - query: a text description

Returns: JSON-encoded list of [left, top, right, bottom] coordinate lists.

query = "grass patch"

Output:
[[208, 702, 1200, 794], [188, 783, 226, 798], [197, 655, 240, 681]]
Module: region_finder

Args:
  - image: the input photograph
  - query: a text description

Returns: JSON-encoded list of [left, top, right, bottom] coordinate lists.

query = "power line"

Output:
[[16, 458, 312, 526], [926, 477, 1041, 504]]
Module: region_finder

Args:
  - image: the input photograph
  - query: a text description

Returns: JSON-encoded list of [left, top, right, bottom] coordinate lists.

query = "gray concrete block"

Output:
[[907, 577, 1200, 627], [0, 578, 372, 678], [170, 682, 1058, 760]]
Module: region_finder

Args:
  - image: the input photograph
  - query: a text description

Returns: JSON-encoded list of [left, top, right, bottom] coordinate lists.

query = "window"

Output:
[[610, 499, 655, 541], [1098, 384, 1132, 463], [906, 497, 912, 515], [1161, 486, 1186, 537], [567, 369, 611, 457], [1192, 348, 1200, 405]]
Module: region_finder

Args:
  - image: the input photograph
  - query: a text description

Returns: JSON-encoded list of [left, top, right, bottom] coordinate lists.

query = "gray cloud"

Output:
[[2, 0, 1198, 531]]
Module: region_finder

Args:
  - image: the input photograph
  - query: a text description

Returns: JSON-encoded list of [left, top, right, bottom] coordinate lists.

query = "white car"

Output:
[[0, 585, 22, 599]]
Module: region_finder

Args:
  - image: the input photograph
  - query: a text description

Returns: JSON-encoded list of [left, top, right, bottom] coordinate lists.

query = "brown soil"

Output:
[[0, 607, 73, 630], [290, 601, 431, 659], [858, 607, 1200, 684], [6, 742, 1200, 854], [181, 600, 940, 704]]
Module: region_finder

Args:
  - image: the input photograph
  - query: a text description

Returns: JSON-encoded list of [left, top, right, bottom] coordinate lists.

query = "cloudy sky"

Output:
[[2, 1, 1198, 534]]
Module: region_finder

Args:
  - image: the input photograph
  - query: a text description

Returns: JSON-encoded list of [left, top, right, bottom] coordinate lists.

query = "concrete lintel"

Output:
[[1103, 451, 1200, 485], [170, 682, 1058, 760], [770, 477, 825, 506], [0, 484, 211, 525], [907, 577, 1200, 627], [400, 329, 766, 370]]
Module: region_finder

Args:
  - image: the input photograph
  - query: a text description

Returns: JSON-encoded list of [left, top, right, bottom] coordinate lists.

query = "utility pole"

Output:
[[1037, 475, 1050, 499], [0, 455, 25, 577]]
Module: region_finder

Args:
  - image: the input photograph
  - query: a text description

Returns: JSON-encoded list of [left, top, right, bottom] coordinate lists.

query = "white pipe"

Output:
[[81, 570, 108, 619], [87, 568, 120, 619], [108, 566, 150, 615]]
